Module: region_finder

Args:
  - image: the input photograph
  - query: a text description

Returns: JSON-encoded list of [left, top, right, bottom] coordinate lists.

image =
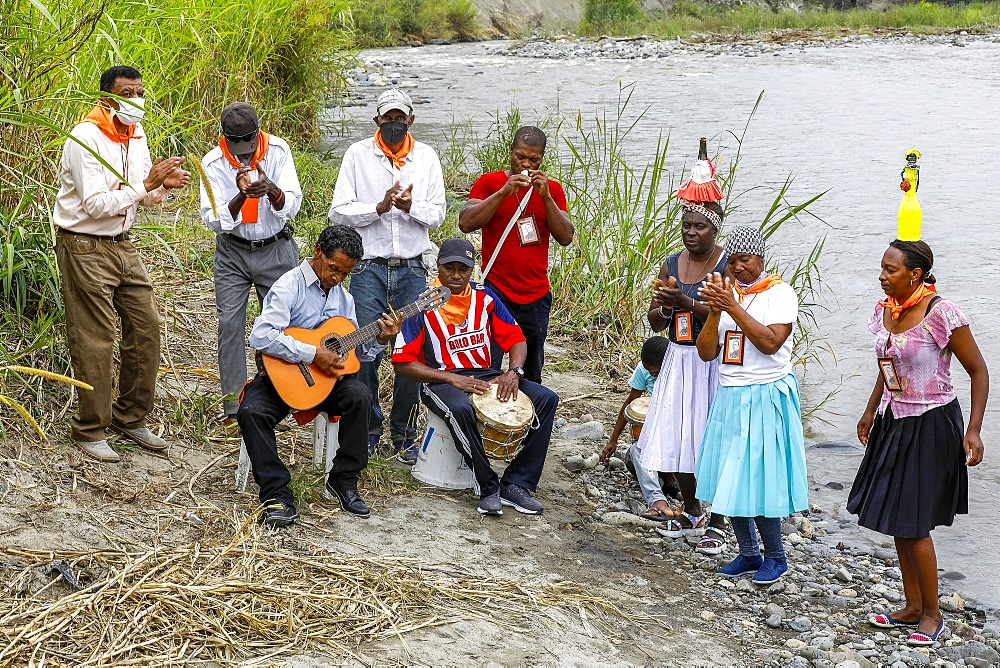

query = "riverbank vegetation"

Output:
[[581, 0, 1000, 37], [338, 0, 481, 47]]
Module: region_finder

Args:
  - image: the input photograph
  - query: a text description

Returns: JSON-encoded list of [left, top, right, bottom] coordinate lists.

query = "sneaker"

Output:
[[261, 501, 298, 528], [717, 554, 764, 578], [752, 557, 788, 585], [395, 439, 417, 465], [74, 438, 120, 463], [477, 491, 503, 516], [109, 423, 168, 451], [368, 434, 380, 457], [499, 483, 543, 515]]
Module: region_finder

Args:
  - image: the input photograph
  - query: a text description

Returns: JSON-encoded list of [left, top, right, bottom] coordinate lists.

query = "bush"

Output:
[[341, 0, 481, 46], [582, 0, 645, 33]]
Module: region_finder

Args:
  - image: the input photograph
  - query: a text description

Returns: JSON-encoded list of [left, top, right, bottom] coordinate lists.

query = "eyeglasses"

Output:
[[224, 128, 258, 143]]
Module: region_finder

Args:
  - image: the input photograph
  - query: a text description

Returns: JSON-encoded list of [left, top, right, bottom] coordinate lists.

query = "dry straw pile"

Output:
[[0, 507, 621, 665]]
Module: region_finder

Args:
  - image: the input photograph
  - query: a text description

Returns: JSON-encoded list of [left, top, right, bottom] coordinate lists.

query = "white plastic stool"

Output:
[[235, 415, 340, 492], [411, 412, 476, 491]]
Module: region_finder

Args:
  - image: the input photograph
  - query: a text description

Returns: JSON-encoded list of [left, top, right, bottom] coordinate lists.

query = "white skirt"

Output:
[[638, 343, 719, 474]]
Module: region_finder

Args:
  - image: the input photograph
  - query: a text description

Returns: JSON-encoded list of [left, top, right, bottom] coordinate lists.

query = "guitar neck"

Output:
[[332, 301, 424, 353]]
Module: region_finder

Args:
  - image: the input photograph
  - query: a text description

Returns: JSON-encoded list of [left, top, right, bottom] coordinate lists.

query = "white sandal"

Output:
[[695, 526, 727, 555]]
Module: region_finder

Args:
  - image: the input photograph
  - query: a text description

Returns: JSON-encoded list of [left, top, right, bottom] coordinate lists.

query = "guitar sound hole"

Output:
[[324, 335, 343, 355]]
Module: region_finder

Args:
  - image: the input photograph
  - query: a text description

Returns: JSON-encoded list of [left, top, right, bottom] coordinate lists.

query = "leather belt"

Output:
[[57, 228, 130, 243], [226, 224, 294, 249], [370, 256, 423, 268]]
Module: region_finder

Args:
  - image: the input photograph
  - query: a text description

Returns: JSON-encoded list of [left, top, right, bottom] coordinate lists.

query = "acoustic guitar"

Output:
[[263, 286, 450, 410]]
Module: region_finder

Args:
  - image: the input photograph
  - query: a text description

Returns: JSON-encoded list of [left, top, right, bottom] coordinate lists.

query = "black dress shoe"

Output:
[[261, 501, 298, 528], [324, 481, 371, 518]]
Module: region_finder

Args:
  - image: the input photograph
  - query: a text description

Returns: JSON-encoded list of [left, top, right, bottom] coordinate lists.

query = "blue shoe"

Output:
[[368, 434, 380, 457], [395, 439, 417, 465], [717, 554, 763, 578], [906, 619, 945, 647], [753, 557, 788, 585]]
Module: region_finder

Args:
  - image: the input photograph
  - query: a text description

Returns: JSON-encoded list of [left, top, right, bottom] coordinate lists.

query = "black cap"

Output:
[[438, 238, 475, 267], [220, 102, 259, 155]]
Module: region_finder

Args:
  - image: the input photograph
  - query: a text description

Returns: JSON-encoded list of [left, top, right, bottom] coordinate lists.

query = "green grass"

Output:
[[337, 0, 483, 47], [579, 0, 1000, 37]]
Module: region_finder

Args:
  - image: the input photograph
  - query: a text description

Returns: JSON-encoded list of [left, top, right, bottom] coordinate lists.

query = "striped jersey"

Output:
[[393, 284, 525, 371]]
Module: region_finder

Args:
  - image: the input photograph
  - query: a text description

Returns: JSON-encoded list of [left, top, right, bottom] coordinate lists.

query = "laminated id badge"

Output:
[[516, 214, 540, 246], [878, 357, 902, 391], [673, 310, 693, 342], [723, 330, 745, 365]]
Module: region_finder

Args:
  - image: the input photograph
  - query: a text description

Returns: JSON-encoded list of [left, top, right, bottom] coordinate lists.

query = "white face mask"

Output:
[[112, 97, 145, 126]]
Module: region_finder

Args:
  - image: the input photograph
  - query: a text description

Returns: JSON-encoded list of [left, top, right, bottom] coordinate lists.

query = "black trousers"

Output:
[[485, 282, 552, 383], [238, 373, 371, 506], [420, 368, 558, 498]]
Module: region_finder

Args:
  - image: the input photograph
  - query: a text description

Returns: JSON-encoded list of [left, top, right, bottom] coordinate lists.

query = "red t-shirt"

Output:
[[470, 170, 568, 304]]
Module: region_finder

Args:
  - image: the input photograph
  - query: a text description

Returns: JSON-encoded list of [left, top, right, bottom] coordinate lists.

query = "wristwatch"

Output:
[[510, 367, 525, 379]]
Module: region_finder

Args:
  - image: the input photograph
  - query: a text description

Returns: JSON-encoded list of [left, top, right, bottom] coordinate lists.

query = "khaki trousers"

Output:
[[55, 231, 161, 442]]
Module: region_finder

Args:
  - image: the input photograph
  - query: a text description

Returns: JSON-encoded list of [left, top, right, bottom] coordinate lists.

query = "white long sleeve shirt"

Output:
[[199, 135, 302, 240], [52, 121, 167, 235], [250, 259, 383, 364], [328, 137, 446, 260]]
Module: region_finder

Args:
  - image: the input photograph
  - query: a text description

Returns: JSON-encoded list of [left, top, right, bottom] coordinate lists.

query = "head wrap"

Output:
[[724, 225, 766, 259], [682, 202, 722, 229]]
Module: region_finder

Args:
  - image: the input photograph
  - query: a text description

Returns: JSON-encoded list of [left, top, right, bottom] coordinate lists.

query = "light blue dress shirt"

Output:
[[250, 258, 384, 364]]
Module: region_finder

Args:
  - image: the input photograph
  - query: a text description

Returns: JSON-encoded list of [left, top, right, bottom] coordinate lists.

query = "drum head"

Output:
[[625, 396, 650, 423], [470, 383, 534, 429]]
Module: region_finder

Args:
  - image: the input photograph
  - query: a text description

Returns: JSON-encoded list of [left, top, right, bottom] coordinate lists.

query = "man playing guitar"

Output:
[[238, 225, 399, 526]]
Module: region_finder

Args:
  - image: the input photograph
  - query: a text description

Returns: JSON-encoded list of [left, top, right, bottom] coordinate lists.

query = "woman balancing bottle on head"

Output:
[[847, 239, 988, 648]]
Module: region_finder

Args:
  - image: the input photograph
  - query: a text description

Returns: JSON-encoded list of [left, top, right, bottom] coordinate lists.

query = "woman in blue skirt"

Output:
[[694, 226, 808, 585]]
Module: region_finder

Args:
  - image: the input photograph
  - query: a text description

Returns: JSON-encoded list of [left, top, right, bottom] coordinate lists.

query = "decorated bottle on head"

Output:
[[897, 148, 921, 241], [678, 137, 724, 203]]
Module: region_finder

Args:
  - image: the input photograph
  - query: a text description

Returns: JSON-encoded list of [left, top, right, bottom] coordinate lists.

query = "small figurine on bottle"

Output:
[[897, 148, 922, 241]]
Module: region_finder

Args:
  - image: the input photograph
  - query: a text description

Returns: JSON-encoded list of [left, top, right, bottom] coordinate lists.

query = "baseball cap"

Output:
[[377, 89, 413, 116], [220, 102, 259, 155], [438, 238, 475, 267]]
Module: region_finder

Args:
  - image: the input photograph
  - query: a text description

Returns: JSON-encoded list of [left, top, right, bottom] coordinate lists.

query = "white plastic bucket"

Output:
[[412, 412, 476, 491], [313, 414, 340, 474]]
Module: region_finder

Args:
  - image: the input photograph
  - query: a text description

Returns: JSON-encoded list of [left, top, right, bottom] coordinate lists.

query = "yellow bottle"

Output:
[[897, 148, 922, 241]]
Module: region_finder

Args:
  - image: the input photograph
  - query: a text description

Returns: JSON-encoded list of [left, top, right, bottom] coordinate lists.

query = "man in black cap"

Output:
[[200, 101, 303, 429], [393, 238, 559, 516], [328, 88, 446, 463]]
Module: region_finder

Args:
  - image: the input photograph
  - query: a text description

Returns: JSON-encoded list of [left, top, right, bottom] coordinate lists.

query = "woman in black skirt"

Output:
[[848, 240, 988, 647]]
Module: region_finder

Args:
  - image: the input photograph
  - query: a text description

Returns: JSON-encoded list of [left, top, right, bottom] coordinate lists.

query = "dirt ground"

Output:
[[0, 233, 756, 665], [0, 359, 752, 666]]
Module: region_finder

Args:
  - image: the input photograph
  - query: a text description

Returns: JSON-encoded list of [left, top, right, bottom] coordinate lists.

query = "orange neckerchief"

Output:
[[81, 105, 141, 144], [879, 283, 938, 320], [219, 131, 270, 223], [374, 128, 413, 170], [734, 274, 783, 303], [432, 277, 472, 326]]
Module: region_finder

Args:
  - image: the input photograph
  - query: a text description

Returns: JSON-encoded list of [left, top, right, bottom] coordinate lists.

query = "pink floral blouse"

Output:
[[869, 300, 969, 418]]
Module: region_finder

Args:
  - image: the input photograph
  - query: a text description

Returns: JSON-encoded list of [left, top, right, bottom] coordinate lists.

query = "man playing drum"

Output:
[[393, 238, 559, 516]]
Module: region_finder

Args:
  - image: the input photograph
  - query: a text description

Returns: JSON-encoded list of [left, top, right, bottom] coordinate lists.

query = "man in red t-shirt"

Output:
[[459, 126, 574, 383]]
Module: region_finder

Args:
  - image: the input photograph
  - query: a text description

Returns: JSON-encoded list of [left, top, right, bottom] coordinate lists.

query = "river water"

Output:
[[323, 37, 1000, 609]]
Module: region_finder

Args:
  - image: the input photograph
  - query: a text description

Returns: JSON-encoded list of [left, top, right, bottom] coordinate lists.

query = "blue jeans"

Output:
[[348, 259, 426, 442], [731, 516, 786, 560]]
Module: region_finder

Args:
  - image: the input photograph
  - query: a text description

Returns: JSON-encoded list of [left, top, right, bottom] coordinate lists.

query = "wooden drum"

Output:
[[470, 384, 536, 461], [625, 396, 650, 440]]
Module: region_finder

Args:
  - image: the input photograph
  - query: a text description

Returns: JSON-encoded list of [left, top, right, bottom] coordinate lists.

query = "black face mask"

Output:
[[379, 120, 408, 145]]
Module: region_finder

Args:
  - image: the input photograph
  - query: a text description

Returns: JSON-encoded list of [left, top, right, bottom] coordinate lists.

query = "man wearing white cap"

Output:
[[329, 89, 446, 463]]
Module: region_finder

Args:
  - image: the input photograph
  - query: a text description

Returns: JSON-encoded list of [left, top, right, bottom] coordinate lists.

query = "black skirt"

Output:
[[847, 399, 967, 539]]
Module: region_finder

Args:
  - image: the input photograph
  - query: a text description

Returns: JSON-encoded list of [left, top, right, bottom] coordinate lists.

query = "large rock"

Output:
[[939, 641, 1000, 664], [560, 421, 605, 441]]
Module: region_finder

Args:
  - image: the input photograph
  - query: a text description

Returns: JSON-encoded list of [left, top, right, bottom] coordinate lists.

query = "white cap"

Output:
[[376, 88, 413, 116]]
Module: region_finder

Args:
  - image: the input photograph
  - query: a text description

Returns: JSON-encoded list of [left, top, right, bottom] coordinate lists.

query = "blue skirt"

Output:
[[695, 373, 808, 518]]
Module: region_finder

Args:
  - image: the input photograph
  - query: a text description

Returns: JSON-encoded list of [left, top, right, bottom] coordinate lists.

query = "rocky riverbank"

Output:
[[550, 412, 998, 668], [497, 30, 1000, 60]]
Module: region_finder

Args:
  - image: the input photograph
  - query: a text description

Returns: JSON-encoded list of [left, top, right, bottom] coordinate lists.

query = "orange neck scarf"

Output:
[[220, 131, 270, 223], [82, 105, 141, 144], [374, 129, 413, 170], [734, 274, 783, 303], [879, 283, 937, 320], [432, 277, 472, 326]]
